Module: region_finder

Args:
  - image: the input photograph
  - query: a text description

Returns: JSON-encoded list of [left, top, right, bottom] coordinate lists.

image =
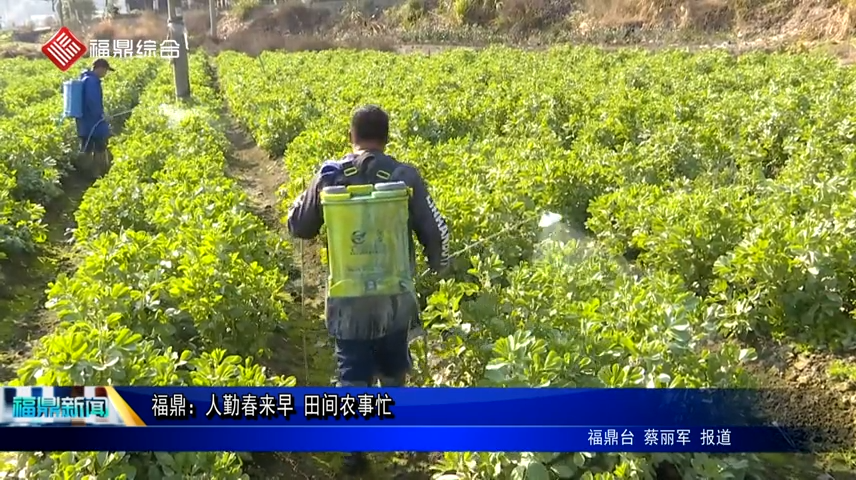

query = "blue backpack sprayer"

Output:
[[61, 77, 84, 121], [60, 73, 132, 152], [60, 77, 99, 150]]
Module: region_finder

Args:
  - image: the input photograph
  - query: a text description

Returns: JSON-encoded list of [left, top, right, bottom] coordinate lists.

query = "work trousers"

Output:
[[334, 328, 411, 387], [75, 136, 111, 180]]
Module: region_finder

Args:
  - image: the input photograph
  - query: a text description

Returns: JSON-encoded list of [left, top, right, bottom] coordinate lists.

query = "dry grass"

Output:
[[780, 0, 854, 40], [0, 42, 42, 59], [381, 0, 854, 40], [26, 0, 852, 58], [215, 32, 334, 56], [497, 0, 550, 32], [250, 1, 333, 34], [86, 10, 215, 46], [88, 11, 167, 43], [577, 0, 854, 40], [203, 1, 396, 55]]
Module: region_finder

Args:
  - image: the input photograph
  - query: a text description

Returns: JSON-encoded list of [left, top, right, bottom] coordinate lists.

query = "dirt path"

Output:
[[0, 171, 93, 382], [747, 338, 856, 479], [216, 98, 337, 478]]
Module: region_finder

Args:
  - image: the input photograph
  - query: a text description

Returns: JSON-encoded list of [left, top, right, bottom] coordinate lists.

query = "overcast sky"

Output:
[[2, 1, 57, 27], [2, 1, 130, 27]]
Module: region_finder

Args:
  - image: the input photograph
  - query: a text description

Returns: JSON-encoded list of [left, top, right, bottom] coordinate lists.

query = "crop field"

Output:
[[1, 46, 855, 479]]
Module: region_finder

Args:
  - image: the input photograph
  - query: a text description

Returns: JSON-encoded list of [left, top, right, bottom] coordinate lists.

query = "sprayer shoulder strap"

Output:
[[339, 152, 395, 186]]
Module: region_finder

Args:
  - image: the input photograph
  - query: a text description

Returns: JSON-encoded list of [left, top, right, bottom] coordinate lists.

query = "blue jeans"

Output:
[[334, 328, 411, 387]]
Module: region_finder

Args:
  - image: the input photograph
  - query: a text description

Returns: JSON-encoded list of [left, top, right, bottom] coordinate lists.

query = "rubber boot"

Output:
[[341, 452, 369, 476], [94, 151, 110, 179], [79, 153, 101, 181], [336, 377, 371, 476], [407, 316, 426, 343]]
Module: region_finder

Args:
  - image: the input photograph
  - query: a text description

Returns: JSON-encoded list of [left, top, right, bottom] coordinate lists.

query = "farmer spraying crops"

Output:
[[74, 58, 114, 179], [286, 105, 450, 475]]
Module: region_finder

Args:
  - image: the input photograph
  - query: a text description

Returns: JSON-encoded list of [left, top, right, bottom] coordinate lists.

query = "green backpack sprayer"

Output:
[[318, 180, 563, 299], [292, 172, 563, 384], [320, 181, 414, 298]]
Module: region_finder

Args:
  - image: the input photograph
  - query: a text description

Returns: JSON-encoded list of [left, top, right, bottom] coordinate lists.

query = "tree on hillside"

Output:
[[45, 0, 97, 28]]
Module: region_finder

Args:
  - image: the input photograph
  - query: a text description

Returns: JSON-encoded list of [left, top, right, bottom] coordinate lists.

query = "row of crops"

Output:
[[0, 57, 157, 296], [216, 47, 856, 478], [4, 54, 295, 478]]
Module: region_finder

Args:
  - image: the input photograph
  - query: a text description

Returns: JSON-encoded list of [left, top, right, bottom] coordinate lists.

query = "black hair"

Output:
[[350, 105, 389, 144]]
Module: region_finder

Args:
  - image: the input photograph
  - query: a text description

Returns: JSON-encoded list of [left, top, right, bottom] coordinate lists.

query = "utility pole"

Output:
[[55, 0, 65, 27], [208, 0, 216, 38], [166, 0, 191, 99]]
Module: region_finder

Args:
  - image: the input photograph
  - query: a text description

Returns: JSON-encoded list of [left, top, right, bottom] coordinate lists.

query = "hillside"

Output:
[[4, 0, 854, 59]]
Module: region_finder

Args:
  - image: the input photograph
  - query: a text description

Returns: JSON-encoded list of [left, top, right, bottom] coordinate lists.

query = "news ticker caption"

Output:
[[152, 392, 396, 420], [153, 393, 736, 447], [588, 428, 733, 447]]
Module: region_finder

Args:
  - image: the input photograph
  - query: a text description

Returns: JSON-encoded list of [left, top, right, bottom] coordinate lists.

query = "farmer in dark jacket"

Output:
[[75, 58, 113, 179], [287, 105, 450, 475]]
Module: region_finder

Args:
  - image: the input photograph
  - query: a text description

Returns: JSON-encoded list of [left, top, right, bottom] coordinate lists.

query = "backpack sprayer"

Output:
[[60, 75, 133, 153], [295, 174, 563, 383]]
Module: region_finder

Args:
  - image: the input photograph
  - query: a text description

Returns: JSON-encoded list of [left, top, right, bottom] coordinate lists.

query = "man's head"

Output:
[[92, 58, 114, 79], [350, 105, 389, 151]]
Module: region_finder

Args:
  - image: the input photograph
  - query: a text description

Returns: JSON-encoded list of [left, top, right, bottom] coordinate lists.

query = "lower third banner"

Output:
[[0, 386, 841, 452], [0, 425, 817, 452]]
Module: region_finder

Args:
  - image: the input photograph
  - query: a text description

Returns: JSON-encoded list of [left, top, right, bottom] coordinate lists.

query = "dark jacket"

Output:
[[75, 70, 109, 140], [287, 150, 450, 340]]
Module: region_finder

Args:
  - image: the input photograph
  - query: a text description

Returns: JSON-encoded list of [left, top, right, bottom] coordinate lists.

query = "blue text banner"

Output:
[[0, 425, 813, 452]]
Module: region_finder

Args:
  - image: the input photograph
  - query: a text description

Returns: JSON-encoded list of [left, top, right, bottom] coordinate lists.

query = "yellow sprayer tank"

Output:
[[320, 181, 413, 298]]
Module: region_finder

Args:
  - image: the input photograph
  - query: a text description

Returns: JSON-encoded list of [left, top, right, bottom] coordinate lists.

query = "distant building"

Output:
[[125, 0, 182, 11], [29, 14, 57, 27]]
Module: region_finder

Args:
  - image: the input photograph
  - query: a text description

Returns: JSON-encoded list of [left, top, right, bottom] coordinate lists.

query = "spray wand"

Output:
[[412, 210, 563, 378], [80, 109, 134, 153], [418, 210, 563, 278]]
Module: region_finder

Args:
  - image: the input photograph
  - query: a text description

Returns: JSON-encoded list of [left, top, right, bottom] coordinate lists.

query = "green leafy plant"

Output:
[[5, 54, 295, 479]]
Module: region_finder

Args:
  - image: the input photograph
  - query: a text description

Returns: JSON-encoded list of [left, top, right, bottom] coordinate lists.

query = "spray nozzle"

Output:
[[538, 212, 563, 228]]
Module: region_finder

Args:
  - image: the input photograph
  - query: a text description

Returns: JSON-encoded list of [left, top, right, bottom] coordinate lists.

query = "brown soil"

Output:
[[0, 171, 93, 382], [222, 122, 284, 231], [747, 338, 856, 479], [215, 72, 339, 479]]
